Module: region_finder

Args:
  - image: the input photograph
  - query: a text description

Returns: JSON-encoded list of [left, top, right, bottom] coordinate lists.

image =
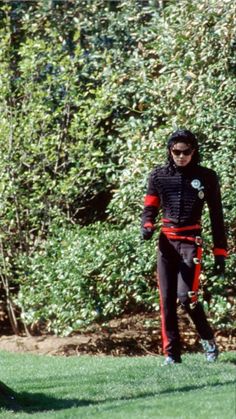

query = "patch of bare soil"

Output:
[[0, 312, 235, 356]]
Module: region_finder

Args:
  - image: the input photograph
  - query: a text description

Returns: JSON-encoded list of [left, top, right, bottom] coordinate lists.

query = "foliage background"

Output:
[[0, 0, 235, 335]]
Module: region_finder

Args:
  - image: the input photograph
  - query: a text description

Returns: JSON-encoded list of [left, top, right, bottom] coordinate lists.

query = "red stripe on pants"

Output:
[[158, 280, 169, 355], [191, 246, 203, 303]]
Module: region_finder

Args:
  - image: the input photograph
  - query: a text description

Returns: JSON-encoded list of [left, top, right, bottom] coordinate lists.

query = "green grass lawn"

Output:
[[0, 350, 235, 418]]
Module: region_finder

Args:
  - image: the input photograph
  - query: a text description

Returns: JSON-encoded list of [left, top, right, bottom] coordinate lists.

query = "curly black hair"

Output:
[[167, 129, 200, 166]]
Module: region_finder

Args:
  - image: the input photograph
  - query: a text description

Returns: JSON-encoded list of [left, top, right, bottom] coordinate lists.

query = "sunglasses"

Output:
[[171, 148, 193, 156]]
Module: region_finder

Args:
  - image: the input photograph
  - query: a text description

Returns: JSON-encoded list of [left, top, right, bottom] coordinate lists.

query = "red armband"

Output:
[[144, 195, 160, 207], [213, 248, 228, 257]]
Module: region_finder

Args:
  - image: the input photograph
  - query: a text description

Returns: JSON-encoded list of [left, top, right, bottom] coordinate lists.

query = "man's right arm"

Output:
[[141, 172, 160, 240]]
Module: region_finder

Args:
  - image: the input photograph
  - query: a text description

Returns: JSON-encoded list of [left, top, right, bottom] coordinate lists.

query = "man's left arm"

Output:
[[206, 171, 228, 275]]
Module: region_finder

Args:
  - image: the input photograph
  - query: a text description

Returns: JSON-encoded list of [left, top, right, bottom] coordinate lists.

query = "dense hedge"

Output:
[[0, 0, 235, 333], [17, 223, 158, 335], [17, 222, 235, 335]]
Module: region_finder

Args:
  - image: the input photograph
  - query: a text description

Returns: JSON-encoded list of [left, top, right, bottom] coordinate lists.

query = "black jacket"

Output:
[[141, 162, 227, 253]]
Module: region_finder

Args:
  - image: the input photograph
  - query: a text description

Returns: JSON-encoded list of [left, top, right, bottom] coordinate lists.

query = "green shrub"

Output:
[[17, 222, 235, 335], [17, 223, 158, 335]]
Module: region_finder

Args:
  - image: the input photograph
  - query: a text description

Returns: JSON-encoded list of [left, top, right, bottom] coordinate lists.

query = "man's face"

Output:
[[170, 142, 195, 167]]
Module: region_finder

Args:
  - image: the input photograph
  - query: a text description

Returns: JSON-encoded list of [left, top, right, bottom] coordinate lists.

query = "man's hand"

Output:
[[141, 226, 155, 240], [213, 255, 226, 276]]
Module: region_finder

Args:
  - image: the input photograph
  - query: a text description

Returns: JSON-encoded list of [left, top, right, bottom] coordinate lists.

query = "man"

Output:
[[141, 129, 227, 364]]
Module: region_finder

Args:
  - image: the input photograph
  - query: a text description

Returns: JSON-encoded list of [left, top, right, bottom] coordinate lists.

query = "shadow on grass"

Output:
[[1, 379, 235, 413], [220, 358, 236, 365]]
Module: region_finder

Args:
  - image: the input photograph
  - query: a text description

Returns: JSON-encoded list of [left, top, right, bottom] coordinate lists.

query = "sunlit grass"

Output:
[[0, 351, 235, 418]]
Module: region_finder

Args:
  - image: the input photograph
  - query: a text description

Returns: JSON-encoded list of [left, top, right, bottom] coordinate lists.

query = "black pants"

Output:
[[157, 232, 214, 359]]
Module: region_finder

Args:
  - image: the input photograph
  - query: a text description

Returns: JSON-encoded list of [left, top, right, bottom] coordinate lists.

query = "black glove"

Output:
[[213, 255, 226, 276], [141, 226, 155, 240]]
